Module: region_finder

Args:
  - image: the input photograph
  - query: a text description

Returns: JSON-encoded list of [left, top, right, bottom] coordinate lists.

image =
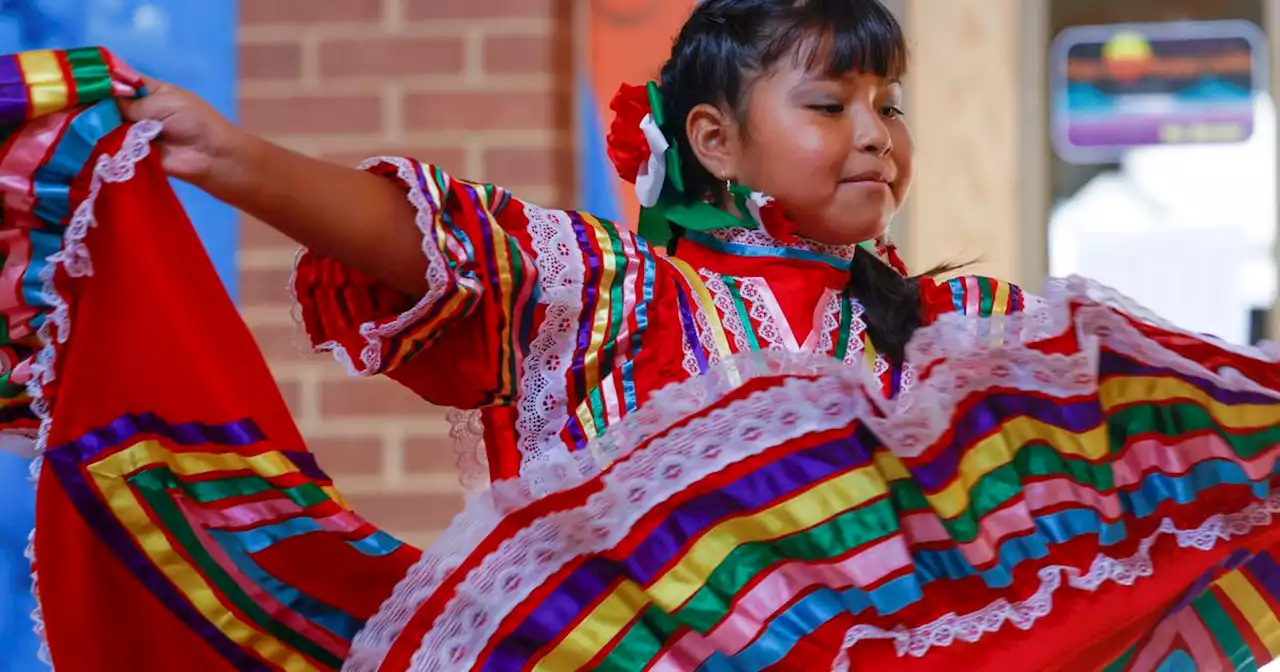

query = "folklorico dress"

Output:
[[6, 48, 1280, 672]]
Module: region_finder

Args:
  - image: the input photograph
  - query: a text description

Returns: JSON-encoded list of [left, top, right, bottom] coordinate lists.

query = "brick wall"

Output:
[[236, 0, 573, 547]]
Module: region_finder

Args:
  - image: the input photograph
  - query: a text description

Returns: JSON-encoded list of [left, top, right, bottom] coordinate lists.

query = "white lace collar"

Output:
[[703, 226, 860, 262]]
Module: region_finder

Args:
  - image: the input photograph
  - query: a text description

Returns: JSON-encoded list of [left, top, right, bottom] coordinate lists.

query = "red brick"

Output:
[[241, 267, 295, 307], [277, 379, 304, 419], [481, 146, 555, 186], [250, 323, 314, 362], [403, 435, 460, 475], [307, 436, 385, 476], [345, 491, 464, 532], [482, 34, 551, 75], [240, 42, 304, 80], [241, 95, 382, 135], [242, 0, 383, 25], [320, 37, 464, 79], [320, 377, 437, 417], [240, 216, 296, 251], [320, 146, 468, 173], [403, 91, 552, 132], [407, 0, 552, 20]]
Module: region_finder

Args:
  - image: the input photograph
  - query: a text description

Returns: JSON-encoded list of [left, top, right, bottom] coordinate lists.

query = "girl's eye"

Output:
[[881, 105, 906, 119], [809, 104, 845, 115]]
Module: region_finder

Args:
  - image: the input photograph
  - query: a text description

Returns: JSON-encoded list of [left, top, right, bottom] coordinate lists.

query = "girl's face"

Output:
[[705, 58, 914, 245]]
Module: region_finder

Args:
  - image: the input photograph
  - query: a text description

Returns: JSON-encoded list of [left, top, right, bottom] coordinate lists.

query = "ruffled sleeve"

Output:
[[919, 274, 1031, 323], [291, 159, 549, 411], [0, 47, 145, 448], [293, 164, 683, 485]]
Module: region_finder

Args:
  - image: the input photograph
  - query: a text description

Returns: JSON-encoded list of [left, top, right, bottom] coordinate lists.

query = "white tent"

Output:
[[1049, 95, 1277, 345]]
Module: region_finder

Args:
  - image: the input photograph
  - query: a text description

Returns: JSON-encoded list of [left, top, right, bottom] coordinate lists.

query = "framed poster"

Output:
[[1050, 20, 1268, 164], [0, 3, 236, 669]]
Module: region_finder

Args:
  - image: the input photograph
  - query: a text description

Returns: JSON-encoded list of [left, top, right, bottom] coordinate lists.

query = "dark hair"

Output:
[[659, 0, 939, 363]]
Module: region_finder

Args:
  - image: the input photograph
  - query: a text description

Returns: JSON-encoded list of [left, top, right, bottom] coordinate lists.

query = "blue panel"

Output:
[[0, 3, 238, 669]]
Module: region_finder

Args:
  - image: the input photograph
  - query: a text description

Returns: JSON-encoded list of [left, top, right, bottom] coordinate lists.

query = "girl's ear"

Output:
[[685, 103, 741, 182]]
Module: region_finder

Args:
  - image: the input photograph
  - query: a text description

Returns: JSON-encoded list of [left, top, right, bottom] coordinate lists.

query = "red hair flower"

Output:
[[606, 83, 653, 185], [607, 82, 671, 207]]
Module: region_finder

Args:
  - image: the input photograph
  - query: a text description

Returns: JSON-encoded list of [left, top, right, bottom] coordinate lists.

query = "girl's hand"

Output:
[[117, 77, 427, 294], [118, 77, 247, 190]]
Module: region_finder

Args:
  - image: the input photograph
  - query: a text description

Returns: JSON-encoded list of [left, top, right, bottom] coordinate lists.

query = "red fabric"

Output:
[[33, 126, 418, 670], [607, 83, 653, 184], [38, 470, 237, 672], [917, 276, 958, 325], [369, 381, 1280, 670], [755, 199, 800, 243]]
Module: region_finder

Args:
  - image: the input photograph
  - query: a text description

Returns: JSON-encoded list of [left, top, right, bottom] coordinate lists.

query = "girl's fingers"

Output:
[[118, 95, 150, 121], [137, 75, 166, 93]]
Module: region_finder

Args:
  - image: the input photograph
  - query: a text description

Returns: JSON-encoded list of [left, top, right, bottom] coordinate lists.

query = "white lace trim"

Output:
[[350, 203, 598, 668], [445, 409, 489, 491], [816, 290, 840, 356], [680, 321, 701, 377], [700, 272, 750, 353], [738, 278, 792, 352], [845, 299, 871, 366], [692, 293, 724, 367], [707, 226, 860, 261], [1048, 277, 1280, 366], [832, 493, 1280, 667], [293, 156, 454, 377], [350, 275, 1280, 671], [885, 278, 1280, 451], [870, 350, 891, 392], [411, 371, 872, 672], [899, 361, 917, 396], [342, 354, 852, 672], [513, 204, 589, 487], [6, 120, 163, 669], [814, 293, 890, 391]]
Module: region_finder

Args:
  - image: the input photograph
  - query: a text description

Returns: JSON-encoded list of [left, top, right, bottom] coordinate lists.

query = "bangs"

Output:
[[761, 0, 908, 80]]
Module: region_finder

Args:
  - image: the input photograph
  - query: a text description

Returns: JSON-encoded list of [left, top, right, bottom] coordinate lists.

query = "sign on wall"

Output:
[[1050, 20, 1268, 164]]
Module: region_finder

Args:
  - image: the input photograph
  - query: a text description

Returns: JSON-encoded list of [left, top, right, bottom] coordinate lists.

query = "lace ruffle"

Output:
[[292, 157, 452, 378], [832, 493, 1280, 666], [445, 409, 489, 491], [347, 275, 1280, 671], [4, 120, 163, 667], [707, 226, 860, 261], [513, 204, 590, 491]]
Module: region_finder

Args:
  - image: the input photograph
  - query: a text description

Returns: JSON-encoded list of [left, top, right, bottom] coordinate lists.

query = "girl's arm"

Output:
[[124, 78, 665, 485], [122, 79, 427, 295], [206, 134, 428, 295]]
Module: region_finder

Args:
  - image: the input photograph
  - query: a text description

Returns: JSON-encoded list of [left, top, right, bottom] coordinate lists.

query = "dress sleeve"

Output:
[[292, 158, 540, 409], [919, 274, 1031, 321]]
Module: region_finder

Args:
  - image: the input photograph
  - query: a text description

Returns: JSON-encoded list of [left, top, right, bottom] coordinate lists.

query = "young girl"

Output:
[[127, 0, 968, 484], [8, 0, 1280, 670]]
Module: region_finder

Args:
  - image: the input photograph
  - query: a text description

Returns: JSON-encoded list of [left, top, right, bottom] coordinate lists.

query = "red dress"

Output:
[[5, 49, 1280, 672], [293, 159, 1026, 492]]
